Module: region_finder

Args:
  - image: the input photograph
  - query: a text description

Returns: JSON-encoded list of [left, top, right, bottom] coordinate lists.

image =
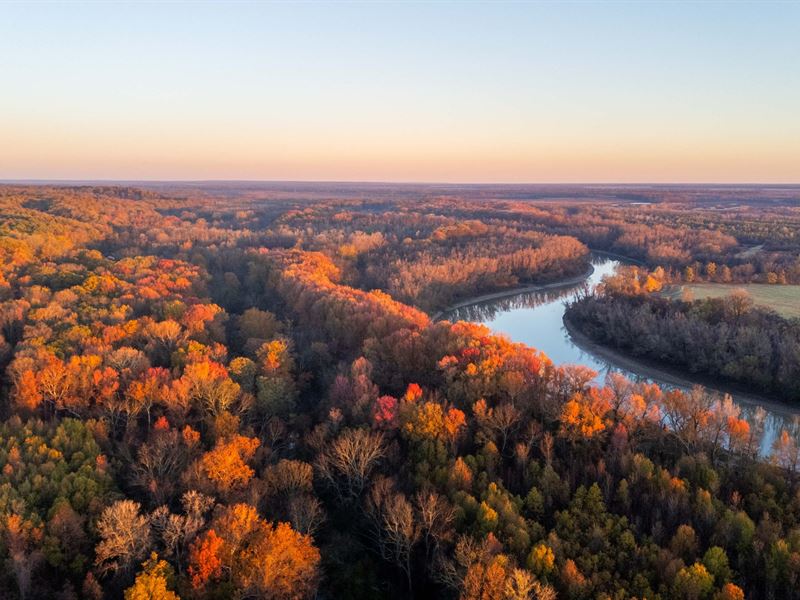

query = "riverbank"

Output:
[[562, 314, 798, 417], [430, 263, 595, 322], [588, 248, 645, 266]]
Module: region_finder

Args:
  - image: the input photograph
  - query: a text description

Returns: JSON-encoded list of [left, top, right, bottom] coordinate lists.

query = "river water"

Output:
[[443, 255, 798, 456]]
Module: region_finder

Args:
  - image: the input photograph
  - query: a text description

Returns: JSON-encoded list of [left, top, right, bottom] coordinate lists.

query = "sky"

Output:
[[0, 1, 798, 183]]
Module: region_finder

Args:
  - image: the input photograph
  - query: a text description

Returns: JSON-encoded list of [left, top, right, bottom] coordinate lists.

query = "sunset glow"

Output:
[[1, 1, 798, 183]]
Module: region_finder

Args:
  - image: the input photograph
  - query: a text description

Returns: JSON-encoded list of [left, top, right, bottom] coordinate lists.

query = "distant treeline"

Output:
[[566, 291, 800, 402]]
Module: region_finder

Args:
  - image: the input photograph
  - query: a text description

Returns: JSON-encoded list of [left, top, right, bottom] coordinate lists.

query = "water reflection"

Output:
[[443, 255, 797, 457], [446, 285, 589, 324]]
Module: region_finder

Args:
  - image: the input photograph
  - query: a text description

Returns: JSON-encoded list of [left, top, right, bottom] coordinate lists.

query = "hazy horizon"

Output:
[[3, 179, 800, 187]]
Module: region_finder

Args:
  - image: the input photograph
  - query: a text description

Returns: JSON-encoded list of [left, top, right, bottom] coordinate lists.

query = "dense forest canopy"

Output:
[[0, 183, 799, 599], [565, 275, 800, 402]]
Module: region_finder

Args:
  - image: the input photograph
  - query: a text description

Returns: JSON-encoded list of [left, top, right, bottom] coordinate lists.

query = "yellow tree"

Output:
[[124, 553, 180, 600], [559, 388, 612, 442]]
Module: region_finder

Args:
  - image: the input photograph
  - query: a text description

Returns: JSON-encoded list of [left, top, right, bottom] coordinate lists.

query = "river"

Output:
[[442, 254, 799, 456]]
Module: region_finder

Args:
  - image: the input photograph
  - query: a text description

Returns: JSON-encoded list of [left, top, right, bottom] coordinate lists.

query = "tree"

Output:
[[36, 354, 71, 412], [504, 568, 535, 600], [505, 568, 556, 600], [723, 290, 753, 322], [262, 460, 325, 535], [125, 367, 172, 428], [461, 554, 509, 600], [149, 490, 214, 569], [560, 559, 587, 599], [401, 399, 455, 444], [199, 434, 260, 495], [559, 388, 611, 442], [201, 503, 320, 599], [672, 563, 714, 600], [263, 459, 314, 497], [415, 490, 456, 559], [132, 424, 195, 504], [95, 500, 152, 577], [124, 553, 180, 600], [238, 521, 320, 599], [11, 369, 42, 414], [316, 428, 385, 502], [706, 262, 718, 280], [254, 338, 298, 420], [771, 429, 800, 474], [235, 307, 281, 354], [474, 400, 520, 453], [4, 513, 44, 600], [187, 530, 223, 590], [714, 583, 745, 600], [702, 546, 732, 586], [144, 320, 186, 366], [286, 495, 326, 537], [643, 274, 663, 292], [367, 477, 420, 592], [527, 544, 555, 578], [671, 524, 699, 563], [229, 356, 257, 394], [373, 395, 399, 429], [180, 360, 241, 417]]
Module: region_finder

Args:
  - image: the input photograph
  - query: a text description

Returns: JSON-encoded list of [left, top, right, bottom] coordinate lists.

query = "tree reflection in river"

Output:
[[443, 284, 587, 323], [443, 254, 799, 457]]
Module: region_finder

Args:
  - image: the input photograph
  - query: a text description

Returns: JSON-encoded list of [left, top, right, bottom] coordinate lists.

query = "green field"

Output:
[[661, 283, 800, 318]]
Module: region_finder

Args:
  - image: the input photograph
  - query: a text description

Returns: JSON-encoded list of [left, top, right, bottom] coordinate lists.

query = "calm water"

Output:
[[443, 255, 799, 456]]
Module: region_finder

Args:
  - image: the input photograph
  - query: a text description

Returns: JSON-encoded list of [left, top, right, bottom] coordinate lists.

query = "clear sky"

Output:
[[1, 1, 798, 183]]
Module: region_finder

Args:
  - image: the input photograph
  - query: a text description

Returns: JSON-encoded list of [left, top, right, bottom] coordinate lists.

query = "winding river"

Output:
[[442, 255, 799, 456]]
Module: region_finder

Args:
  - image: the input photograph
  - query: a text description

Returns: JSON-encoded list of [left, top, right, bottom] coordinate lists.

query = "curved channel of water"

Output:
[[442, 255, 799, 456]]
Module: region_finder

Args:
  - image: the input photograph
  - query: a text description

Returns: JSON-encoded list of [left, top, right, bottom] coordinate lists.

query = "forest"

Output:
[[565, 270, 800, 402], [0, 184, 799, 600]]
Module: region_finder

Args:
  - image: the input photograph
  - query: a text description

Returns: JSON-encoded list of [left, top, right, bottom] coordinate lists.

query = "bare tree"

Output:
[[367, 477, 420, 593], [475, 401, 521, 453], [661, 386, 715, 453], [263, 459, 314, 497], [414, 490, 455, 560], [94, 500, 152, 577], [144, 319, 186, 366], [316, 428, 385, 502], [131, 428, 192, 505], [723, 289, 753, 323], [150, 491, 214, 572], [5, 515, 44, 600], [288, 495, 327, 537]]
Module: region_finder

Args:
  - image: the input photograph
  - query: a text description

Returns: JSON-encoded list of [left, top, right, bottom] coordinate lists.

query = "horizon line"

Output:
[[2, 179, 800, 188]]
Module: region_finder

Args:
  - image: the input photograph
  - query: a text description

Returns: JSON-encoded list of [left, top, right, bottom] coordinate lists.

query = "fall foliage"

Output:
[[0, 184, 798, 599]]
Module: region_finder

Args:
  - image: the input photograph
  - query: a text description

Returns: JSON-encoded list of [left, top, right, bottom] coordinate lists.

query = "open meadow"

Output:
[[661, 283, 800, 318]]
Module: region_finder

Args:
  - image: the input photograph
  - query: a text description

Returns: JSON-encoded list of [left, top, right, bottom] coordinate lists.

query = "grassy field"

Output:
[[661, 283, 800, 318]]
